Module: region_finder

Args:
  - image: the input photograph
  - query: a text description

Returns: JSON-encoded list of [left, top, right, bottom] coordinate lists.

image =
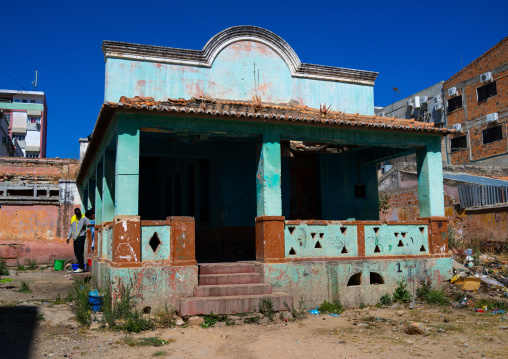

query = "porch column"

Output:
[[103, 151, 116, 222], [115, 121, 140, 216], [256, 132, 282, 216], [255, 132, 285, 262], [416, 138, 445, 218], [95, 159, 103, 224]]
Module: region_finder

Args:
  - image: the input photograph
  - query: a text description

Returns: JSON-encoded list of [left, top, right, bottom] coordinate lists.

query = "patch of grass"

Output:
[[0, 258, 9, 276], [67, 278, 94, 326], [36, 314, 45, 321], [155, 302, 175, 327], [259, 297, 275, 321], [318, 300, 344, 314], [243, 315, 260, 324], [123, 336, 174, 347], [200, 313, 219, 328], [16, 260, 26, 271], [26, 259, 37, 270], [416, 279, 448, 305], [475, 300, 508, 311], [17, 281, 32, 293], [392, 280, 412, 303], [378, 293, 392, 307], [121, 311, 155, 333], [0, 278, 13, 283], [53, 292, 67, 305], [153, 351, 168, 357]]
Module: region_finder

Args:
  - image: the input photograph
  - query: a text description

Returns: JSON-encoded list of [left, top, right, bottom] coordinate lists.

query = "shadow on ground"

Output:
[[0, 305, 38, 359]]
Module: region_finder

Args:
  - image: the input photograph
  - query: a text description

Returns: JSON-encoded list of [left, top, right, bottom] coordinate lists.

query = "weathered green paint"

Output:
[[256, 133, 282, 216], [115, 121, 140, 216], [95, 159, 103, 224], [261, 257, 452, 307], [364, 224, 429, 256], [417, 138, 445, 217], [285, 224, 358, 257], [101, 227, 112, 260], [103, 150, 116, 222], [141, 225, 170, 261]]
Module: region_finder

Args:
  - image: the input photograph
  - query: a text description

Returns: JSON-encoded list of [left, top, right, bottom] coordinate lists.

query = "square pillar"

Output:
[[255, 216, 285, 263], [115, 121, 140, 216], [103, 151, 116, 222], [112, 215, 141, 265], [167, 216, 196, 266], [416, 138, 445, 217], [95, 159, 103, 224], [256, 133, 282, 216]]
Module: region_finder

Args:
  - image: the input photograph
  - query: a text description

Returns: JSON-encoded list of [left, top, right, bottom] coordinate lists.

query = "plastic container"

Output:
[[86, 259, 92, 272], [71, 263, 79, 271], [88, 290, 102, 312], [54, 260, 65, 271]]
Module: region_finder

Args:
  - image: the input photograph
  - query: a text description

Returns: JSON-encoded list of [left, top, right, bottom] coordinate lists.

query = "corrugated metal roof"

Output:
[[443, 173, 508, 186]]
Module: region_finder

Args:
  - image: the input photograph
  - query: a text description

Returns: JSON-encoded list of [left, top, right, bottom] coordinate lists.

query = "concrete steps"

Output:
[[177, 262, 293, 316]]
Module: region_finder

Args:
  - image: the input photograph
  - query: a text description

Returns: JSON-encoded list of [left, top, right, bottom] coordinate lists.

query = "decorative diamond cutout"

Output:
[[288, 227, 295, 235], [311, 232, 316, 239], [149, 232, 161, 252], [340, 227, 347, 234], [419, 227, 425, 234], [373, 227, 380, 234]]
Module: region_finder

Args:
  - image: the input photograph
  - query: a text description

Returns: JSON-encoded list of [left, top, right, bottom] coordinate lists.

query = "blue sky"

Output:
[[1, 0, 506, 158]]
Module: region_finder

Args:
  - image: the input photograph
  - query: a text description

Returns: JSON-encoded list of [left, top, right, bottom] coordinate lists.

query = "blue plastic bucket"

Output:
[[71, 263, 79, 271], [88, 290, 102, 312]]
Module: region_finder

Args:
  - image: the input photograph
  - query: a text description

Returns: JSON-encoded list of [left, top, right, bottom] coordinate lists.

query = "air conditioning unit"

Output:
[[420, 96, 428, 104], [406, 99, 414, 108], [435, 95, 442, 103], [486, 112, 499, 123], [452, 124, 462, 131], [448, 87, 458, 97], [414, 96, 421, 108], [378, 112, 385, 117], [435, 102, 443, 111], [480, 72, 493, 83]]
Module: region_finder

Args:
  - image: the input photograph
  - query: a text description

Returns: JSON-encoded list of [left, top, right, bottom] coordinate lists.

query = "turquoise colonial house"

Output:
[[78, 26, 455, 314]]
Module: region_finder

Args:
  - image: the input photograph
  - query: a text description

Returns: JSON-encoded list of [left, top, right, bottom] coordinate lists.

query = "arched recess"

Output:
[[370, 272, 384, 285], [347, 272, 362, 286]]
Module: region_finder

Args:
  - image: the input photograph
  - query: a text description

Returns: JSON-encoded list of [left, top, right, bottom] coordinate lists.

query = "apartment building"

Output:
[[0, 89, 48, 158]]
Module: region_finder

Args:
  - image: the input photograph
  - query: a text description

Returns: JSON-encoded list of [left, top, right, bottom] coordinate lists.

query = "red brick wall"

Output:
[[445, 37, 508, 164], [0, 157, 79, 181]]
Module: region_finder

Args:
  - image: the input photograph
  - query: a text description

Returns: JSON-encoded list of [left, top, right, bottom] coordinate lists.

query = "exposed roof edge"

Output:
[[102, 26, 378, 86], [77, 97, 455, 185]]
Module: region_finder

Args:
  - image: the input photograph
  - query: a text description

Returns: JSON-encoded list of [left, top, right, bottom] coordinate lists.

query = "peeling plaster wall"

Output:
[[105, 41, 374, 115], [260, 258, 452, 307]]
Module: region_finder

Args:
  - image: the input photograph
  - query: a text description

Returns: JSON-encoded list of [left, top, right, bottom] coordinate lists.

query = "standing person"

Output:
[[67, 208, 91, 273], [85, 208, 95, 251]]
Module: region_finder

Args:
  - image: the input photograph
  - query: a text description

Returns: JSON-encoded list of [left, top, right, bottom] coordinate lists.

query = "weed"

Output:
[[416, 279, 431, 300], [156, 302, 175, 327], [475, 300, 508, 311], [378, 293, 393, 306], [200, 313, 219, 328], [153, 351, 168, 357], [17, 281, 32, 293], [379, 193, 390, 214], [0, 278, 13, 283], [447, 227, 458, 249], [243, 315, 260, 324], [16, 260, 25, 271], [0, 258, 9, 276], [26, 259, 37, 270], [53, 292, 67, 305], [318, 300, 344, 314], [120, 310, 155, 333], [392, 280, 412, 303], [67, 278, 93, 326], [123, 336, 173, 347], [259, 297, 275, 321], [284, 298, 306, 321], [36, 314, 45, 321], [416, 279, 448, 305]]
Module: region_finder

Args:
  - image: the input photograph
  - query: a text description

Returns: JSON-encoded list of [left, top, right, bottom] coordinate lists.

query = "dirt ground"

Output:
[[1, 270, 508, 359]]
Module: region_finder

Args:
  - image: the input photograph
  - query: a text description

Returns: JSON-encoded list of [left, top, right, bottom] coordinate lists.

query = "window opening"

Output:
[[451, 135, 468, 152], [370, 272, 384, 285], [319, 233, 324, 239], [420, 245, 426, 252], [447, 96, 462, 112], [149, 232, 161, 252], [394, 232, 399, 237], [401, 232, 407, 238], [373, 227, 380, 234], [347, 273, 362, 286], [419, 227, 425, 233], [483, 126, 503, 144], [288, 227, 295, 235], [477, 82, 497, 102], [311, 232, 316, 239], [340, 227, 347, 234]]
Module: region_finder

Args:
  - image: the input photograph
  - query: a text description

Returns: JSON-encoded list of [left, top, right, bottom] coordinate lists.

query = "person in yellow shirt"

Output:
[[67, 208, 91, 273]]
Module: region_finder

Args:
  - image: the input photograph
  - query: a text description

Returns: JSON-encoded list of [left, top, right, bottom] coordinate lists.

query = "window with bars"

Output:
[[451, 135, 468, 152], [482, 125, 503, 144], [447, 96, 463, 112], [477, 82, 497, 102]]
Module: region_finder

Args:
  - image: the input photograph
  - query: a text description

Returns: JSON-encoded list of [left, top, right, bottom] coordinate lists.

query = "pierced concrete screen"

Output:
[[341, 246, 348, 254], [374, 245, 381, 253], [315, 241, 322, 249], [370, 272, 384, 285], [347, 273, 362, 286], [340, 227, 347, 234], [420, 245, 426, 252], [289, 247, 296, 255], [397, 240, 404, 247], [288, 227, 295, 235], [149, 232, 161, 252]]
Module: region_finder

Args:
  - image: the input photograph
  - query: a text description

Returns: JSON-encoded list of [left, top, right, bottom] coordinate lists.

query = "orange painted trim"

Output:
[[357, 224, 365, 257], [285, 254, 452, 263]]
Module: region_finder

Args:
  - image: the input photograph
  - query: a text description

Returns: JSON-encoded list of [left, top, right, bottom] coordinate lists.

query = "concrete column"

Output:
[[256, 133, 282, 216], [115, 122, 140, 216], [95, 160, 103, 224], [103, 151, 116, 222], [416, 138, 445, 217]]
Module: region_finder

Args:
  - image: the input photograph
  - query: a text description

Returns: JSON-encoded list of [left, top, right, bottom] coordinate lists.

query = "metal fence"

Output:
[[457, 184, 508, 208]]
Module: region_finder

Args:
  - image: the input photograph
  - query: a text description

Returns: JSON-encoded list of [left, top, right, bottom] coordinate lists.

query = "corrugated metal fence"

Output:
[[458, 184, 508, 208]]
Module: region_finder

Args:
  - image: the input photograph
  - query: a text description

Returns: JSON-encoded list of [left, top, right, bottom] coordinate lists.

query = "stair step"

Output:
[[194, 283, 272, 297], [199, 273, 261, 285], [179, 292, 293, 316], [199, 263, 256, 275]]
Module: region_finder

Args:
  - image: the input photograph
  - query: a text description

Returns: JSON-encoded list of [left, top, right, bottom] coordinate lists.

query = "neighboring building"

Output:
[[0, 157, 80, 265], [379, 162, 508, 250], [375, 82, 448, 168], [79, 26, 455, 312], [0, 89, 48, 158], [444, 36, 508, 166], [0, 111, 22, 157]]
